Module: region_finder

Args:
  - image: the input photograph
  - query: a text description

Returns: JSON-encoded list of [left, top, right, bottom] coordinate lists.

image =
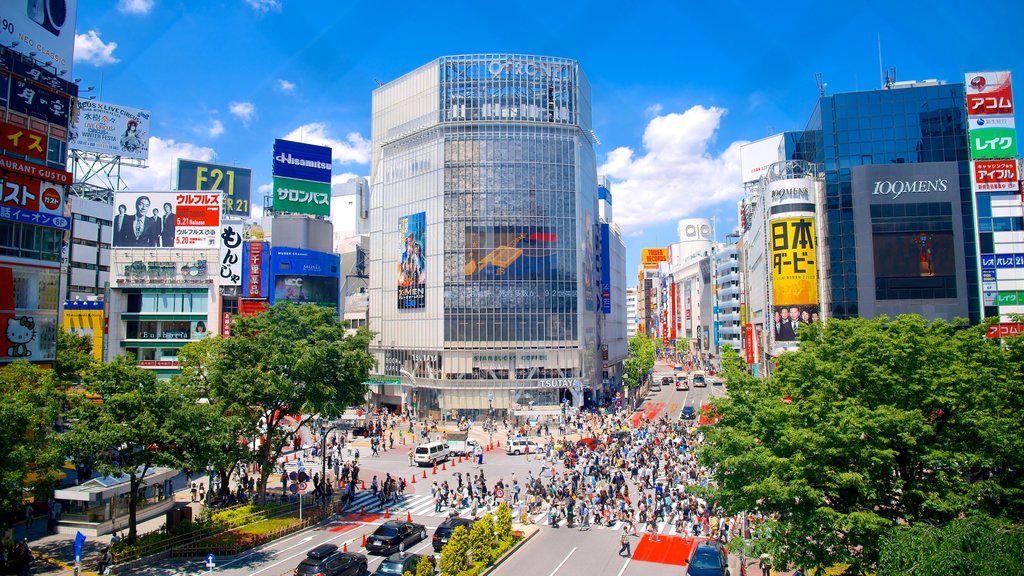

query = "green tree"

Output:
[[469, 513, 496, 566], [622, 333, 655, 389], [701, 316, 1024, 573], [0, 361, 62, 531], [59, 356, 214, 543], [55, 329, 95, 387], [415, 554, 435, 576], [206, 303, 375, 504], [495, 502, 512, 543], [439, 525, 471, 576], [675, 337, 690, 359], [878, 514, 1024, 576]]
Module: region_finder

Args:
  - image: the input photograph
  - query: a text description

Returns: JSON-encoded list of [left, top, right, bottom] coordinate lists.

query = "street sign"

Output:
[[206, 553, 216, 566], [299, 482, 308, 491], [494, 488, 505, 499], [289, 471, 297, 481], [73, 531, 86, 562], [289, 483, 299, 494]]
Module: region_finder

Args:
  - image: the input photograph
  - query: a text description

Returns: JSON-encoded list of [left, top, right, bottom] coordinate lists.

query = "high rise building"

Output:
[[626, 287, 638, 339], [367, 54, 608, 417]]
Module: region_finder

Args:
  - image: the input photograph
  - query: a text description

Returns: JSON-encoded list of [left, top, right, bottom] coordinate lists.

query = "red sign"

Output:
[[745, 324, 755, 364], [0, 120, 47, 161], [966, 73, 1014, 116], [239, 298, 269, 316], [222, 311, 232, 337], [248, 242, 264, 297], [0, 155, 72, 185], [986, 323, 1024, 339], [669, 283, 677, 340], [0, 172, 64, 214], [973, 160, 1020, 192]]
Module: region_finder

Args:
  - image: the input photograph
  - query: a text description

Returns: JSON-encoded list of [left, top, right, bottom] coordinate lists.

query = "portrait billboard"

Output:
[[112, 191, 220, 249], [398, 212, 426, 309], [218, 221, 244, 286], [0, 0, 79, 81], [965, 71, 1014, 117], [177, 160, 253, 218], [272, 139, 332, 183], [971, 160, 1019, 193], [271, 176, 331, 216], [770, 216, 819, 342], [62, 300, 103, 362], [69, 100, 150, 160]]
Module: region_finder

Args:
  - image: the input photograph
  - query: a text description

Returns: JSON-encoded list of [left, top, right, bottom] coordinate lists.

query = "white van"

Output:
[[506, 438, 540, 456], [690, 371, 707, 388], [413, 441, 451, 466]]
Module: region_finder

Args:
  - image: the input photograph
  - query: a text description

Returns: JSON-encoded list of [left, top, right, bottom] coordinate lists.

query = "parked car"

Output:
[[294, 544, 367, 576], [686, 541, 730, 576], [413, 441, 451, 466], [374, 552, 434, 575], [350, 426, 371, 438], [506, 438, 540, 455], [432, 517, 475, 552], [366, 520, 427, 556], [681, 406, 696, 420]]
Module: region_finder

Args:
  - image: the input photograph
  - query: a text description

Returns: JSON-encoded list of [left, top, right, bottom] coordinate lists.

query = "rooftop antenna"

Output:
[[878, 33, 884, 89], [814, 73, 826, 97], [373, 78, 383, 87]]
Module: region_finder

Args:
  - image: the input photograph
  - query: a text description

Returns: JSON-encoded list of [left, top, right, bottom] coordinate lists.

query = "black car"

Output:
[[351, 426, 372, 438], [432, 517, 475, 552], [661, 376, 674, 386], [681, 406, 696, 420], [685, 541, 730, 576], [365, 520, 427, 556], [374, 552, 434, 575], [294, 544, 367, 576]]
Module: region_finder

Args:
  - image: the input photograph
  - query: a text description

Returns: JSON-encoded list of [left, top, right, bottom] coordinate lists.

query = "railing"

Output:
[[168, 505, 332, 558]]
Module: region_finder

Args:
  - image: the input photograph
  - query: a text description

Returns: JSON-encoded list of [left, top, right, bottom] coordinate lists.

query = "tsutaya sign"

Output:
[[871, 177, 950, 200]]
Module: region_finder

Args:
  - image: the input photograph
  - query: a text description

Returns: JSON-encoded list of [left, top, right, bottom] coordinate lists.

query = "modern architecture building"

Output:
[[625, 287, 638, 338], [367, 54, 611, 417], [65, 196, 113, 301], [715, 232, 742, 353]]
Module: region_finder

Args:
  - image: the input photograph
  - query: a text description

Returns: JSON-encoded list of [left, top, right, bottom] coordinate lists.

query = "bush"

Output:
[[439, 525, 471, 576], [469, 514, 496, 566], [495, 502, 512, 543]]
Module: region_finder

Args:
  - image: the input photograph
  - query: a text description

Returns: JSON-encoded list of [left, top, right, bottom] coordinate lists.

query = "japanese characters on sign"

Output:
[[769, 217, 819, 343], [0, 171, 68, 230], [112, 191, 220, 249], [971, 159, 1020, 193], [219, 221, 243, 287], [177, 160, 253, 218], [0, 119, 48, 160], [965, 72, 1017, 161], [69, 100, 151, 160]]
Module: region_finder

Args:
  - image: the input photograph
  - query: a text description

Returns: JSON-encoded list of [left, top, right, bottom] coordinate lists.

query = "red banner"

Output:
[[973, 160, 1020, 192], [222, 311, 232, 337], [239, 298, 268, 316], [986, 323, 1024, 339], [0, 172, 63, 213], [248, 242, 264, 297], [669, 283, 677, 340], [0, 155, 72, 185], [0, 120, 47, 161], [745, 324, 755, 364]]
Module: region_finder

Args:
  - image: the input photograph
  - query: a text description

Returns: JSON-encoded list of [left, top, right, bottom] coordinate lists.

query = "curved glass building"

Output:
[[368, 54, 601, 418]]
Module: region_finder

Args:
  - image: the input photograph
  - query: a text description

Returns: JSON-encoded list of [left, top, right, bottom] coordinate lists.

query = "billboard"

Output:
[[62, 300, 103, 362], [0, 0, 79, 81], [740, 134, 783, 184], [268, 247, 340, 310], [219, 221, 244, 286], [112, 191, 220, 249], [0, 171, 69, 230], [968, 116, 1017, 160], [242, 241, 269, 298], [69, 100, 151, 160], [0, 119, 48, 160], [271, 176, 331, 216], [0, 264, 59, 363], [463, 225, 557, 281], [600, 223, 611, 314], [770, 216, 819, 342], [398, 212, 426, 309], [767, 177, 815, 211], [272, 139, 332, 183], [177, 160, 253, 218], [641, 248, 668, 268], [972, 159, 1019, 193], [966, 71, 1014, 117]]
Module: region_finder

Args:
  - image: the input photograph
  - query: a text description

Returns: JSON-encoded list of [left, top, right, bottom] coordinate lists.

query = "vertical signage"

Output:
[[744, 324, 754, 364], [219, 221, 243, 286], [271, 139, 332, 217], [398, 212, 426, 309], [243, 241, 269, 298], [966, 72, 1017, 160], [770, 217, 819, 343], [600, 223, 611, 314]]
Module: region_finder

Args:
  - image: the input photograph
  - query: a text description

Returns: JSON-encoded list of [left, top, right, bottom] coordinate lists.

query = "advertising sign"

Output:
[[177, 160, 253, 218], [972, 159, 1020, 192], [8, 74, 71, 126], [398, 212, 426, 309], [669, 282, 677, 340], [0, 155, 71, 185], [218, 221, 243, 286], [770, 217, 819, 342], [0, 264, 59, 363], [965, 71, 1014, 117], [0, 171, 69, 230], [112, 191, 220, 249], [272, 139, 332, 183], [641, 248, 668, 266], [0, 119, 48, 160], [115, 258, 213, 286], [968, 117, 1017, 160], [271, 176, 330, 216], [600, 223, 611, 314], [767, 178, 816, 211], [0, 0, 79, 81], [464, 225, 555, 281], [745, 324, 754, 364], [986, 322, 1024, 339], [243, 241, 269, 298], [62, 300, 103, 362], [269, 247, 340, 309], [68, 100, 150, 160], [740, 134, 784, 184]]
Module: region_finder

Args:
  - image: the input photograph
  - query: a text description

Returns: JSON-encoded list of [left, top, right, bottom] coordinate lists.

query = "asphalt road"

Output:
[[128, 361, 732, 576]]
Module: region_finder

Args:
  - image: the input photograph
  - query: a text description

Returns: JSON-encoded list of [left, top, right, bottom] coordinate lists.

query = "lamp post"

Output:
[[316, 417, 344, 511]]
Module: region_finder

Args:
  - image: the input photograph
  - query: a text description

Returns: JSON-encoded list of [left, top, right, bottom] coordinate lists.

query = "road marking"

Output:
[[615, 557, 631, 576], [548, 547, 577, 576]]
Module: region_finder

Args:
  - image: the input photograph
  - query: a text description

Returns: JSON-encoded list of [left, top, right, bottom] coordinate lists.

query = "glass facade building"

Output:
[[787, 83, 979, 322], [368, 55, 602, 417]]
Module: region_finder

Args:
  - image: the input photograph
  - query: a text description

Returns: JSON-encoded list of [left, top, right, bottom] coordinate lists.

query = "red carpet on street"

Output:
[[630, 533, 697, 566]]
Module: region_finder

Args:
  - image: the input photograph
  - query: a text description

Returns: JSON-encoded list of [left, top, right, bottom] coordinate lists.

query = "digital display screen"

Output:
[[272, 275, 339, 308], [873, 232, 955, 279]]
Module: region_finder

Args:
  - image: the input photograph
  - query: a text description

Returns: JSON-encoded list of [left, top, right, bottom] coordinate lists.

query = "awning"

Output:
[[54, 467, 176, 503]]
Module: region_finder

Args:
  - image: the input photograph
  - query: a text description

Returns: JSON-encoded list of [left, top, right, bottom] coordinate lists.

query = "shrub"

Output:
[[469, 514, 496, 566], [495, 502, 512, 543], [439, 525, 471, 576]]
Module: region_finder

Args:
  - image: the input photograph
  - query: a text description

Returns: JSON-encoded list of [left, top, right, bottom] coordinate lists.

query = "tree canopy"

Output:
[[623, 334, 655, 388], [701, 315, 1024, 573]]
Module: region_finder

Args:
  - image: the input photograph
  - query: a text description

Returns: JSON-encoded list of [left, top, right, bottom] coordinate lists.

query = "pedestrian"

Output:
[[23, 504, 33, 530], [190, 483, 198, 502], [389, 432, 395, 450], [619, 529, 631, 557], [408, 448, 415, 467]]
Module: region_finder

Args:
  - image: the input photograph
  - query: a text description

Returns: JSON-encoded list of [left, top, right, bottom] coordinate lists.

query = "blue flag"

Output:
[[73, 531, 86, 561]]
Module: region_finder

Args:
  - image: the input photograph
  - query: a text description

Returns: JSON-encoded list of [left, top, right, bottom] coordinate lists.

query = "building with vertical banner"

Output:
[[368, 54, 613, 417], [0, 42, 78, 366]]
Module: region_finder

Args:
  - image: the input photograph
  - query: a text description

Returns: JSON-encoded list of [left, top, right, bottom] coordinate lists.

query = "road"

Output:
[[127, 361, 731, 576]]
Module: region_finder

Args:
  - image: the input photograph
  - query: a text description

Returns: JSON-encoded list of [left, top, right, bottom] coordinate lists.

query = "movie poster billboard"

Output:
[[770, 216, 819, 342], [112, 191, 220, 249], [69, 100, 151, 160], [398, 212, 426, 309], [177, 160, 253, 218]]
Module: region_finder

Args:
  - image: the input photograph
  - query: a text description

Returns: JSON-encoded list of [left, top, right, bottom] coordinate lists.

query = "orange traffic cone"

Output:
[[496, 440, 501, 447], [385, 507, 390, 518], [411, 475, 416, 484], [343, 542, 348, 552], [362, 533, 367, 547], [361, 480, 366, 490], [407, 511, 412, 522], [422, 469, 427, 479], [442, 462, 447, 471], [432, 463, 437, 475]]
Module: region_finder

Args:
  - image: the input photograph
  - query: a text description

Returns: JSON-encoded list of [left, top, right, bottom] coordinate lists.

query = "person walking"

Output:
[[619, 529, 631, 557], [407, 448, 415, 467]]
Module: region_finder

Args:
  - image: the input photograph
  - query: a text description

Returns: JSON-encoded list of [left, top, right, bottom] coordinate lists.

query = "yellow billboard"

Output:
[[642, 248, 668, 267], [769, 217, 819, 342], [62, 301, 104, 362]]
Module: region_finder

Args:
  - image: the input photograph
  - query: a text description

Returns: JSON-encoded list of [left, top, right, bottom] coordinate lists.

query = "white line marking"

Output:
[[615, 557, 632, 576], [548, 546, 577, 576]]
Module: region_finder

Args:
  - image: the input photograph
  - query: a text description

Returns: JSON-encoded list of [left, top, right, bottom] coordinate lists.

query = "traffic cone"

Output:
[[360, 506, 365, 515], [362, 533, 367, 547], [385, 507, 390, 518], [497, 440, 501, 447], [411, 475, 416, 484], [441, 462, 447, 471], [343, 542, 348, 552], [361, 480, 366, 490], [422, 470, 427, 479], [407, 511, 412, 522], [432, 463, 437, 475]]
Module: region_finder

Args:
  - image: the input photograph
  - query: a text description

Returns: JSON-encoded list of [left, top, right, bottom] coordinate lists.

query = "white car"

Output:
[[506, 438, 540, 455]]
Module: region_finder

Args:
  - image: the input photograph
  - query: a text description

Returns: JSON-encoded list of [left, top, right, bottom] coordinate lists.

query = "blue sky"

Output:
[[72, 0, 1024, 280]]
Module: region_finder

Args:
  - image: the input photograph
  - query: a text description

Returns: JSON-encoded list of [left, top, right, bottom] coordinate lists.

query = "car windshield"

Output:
[[693, 375, 705, 383], [415, 447, 430, 454], [376, 525, 399, 537], [690, 551, 722, 570], [376, 560, 406, 575], [295, 561, 322, 574]]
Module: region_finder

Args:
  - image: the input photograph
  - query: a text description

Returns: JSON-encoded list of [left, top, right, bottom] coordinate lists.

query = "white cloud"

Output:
[[283, 123, 370, 165], [645, 104, 663, 117], [228, 102, 256, 126], [118, 0, 154, 14], [278, 79, 296, 93], [599, 105, 747, 235], [244, 0, 281, 13], [120, 137, 216, 190], [208, 119, 225, 138], [74, 31, 120, 66]]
